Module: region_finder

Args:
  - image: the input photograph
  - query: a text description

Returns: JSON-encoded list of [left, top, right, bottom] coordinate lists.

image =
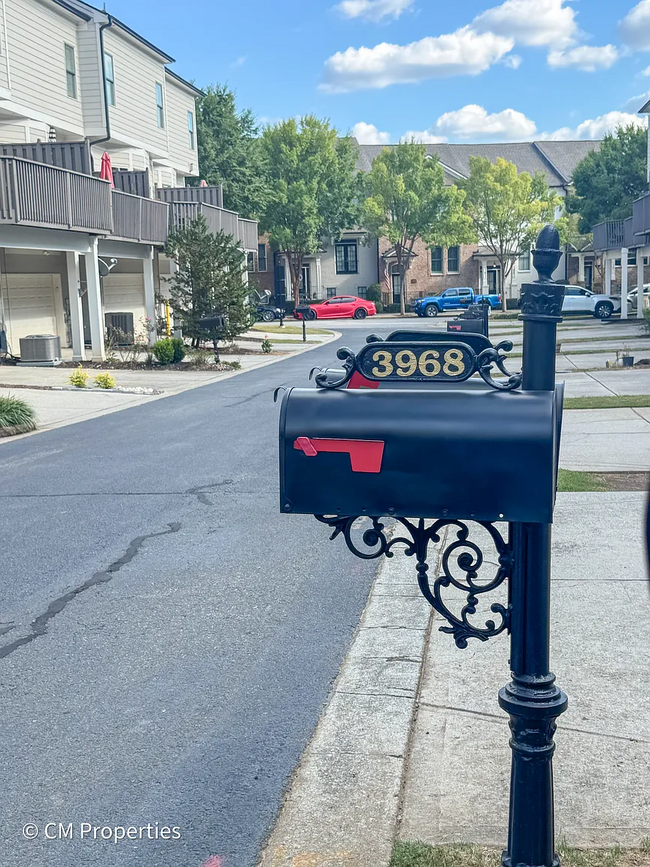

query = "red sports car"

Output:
[[293, 296, 377, 320]]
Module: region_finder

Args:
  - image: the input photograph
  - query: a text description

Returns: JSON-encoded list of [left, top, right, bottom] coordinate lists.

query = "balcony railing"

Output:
[[158, 184, 223, 208], [592, 217, 635, 251], [0, 156, 113, 233], [633, 191, 650, 238], [111, 190, 169, 245], [169, 201, 246, 243], [238, 218, 259, 251]]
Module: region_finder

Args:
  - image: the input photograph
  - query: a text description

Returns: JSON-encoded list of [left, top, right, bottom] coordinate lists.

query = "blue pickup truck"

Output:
[[412, 287, 501, 317]]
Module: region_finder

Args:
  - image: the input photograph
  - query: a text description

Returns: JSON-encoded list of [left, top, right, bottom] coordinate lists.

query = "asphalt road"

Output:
[[0, 317, 449, 867]]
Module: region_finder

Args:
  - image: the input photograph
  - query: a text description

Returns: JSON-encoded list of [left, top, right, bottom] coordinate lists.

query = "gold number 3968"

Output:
[[443, 348, 465, 376], [371, 350, 394, 377]]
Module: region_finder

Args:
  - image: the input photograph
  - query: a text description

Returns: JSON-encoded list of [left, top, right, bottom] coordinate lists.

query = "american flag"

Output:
[[381, 257, 391, 300]]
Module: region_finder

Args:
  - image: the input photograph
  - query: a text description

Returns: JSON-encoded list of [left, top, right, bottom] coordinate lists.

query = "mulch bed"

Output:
[[0, 421, 37, 437], [597, 472, 650, 491]]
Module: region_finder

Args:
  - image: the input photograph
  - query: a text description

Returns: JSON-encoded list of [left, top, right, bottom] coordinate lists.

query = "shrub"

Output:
[[374, 300, 384, 313], [261, 339, 273, 354], [222, 360, 241, 370], [68, 365, 89, 388], [170, 337, 186, 362], [94, 373, 116, 389], [187, 348, 213, 367], [0, 395, 36, 432], [366, 284, 382, 303], [384, 303, 403, 314], [152, 339, 175, 365]]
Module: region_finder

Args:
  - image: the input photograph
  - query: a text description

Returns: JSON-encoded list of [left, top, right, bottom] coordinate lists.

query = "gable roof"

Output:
[[355, 140, 601, 188]]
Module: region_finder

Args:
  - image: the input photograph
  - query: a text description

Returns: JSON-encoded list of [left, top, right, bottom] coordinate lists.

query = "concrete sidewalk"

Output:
[[259, 493, 650, 866]]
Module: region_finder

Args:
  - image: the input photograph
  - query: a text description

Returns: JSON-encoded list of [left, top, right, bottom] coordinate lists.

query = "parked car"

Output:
[[293, 296, 377, 320], [625, 286, 650, 311], [412, 287, 501, 317], [256, 303, 285, 323], [562, 287, 621, 319]]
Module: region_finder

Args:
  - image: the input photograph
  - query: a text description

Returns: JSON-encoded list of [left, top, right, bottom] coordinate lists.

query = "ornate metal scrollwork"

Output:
[[313, 347, 359, 389], [477, 341, 522, 391], [315, 515, 512, 647]]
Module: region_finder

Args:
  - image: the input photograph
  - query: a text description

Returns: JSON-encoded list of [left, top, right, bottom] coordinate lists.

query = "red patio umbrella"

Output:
[[100, 151, 114, 188]]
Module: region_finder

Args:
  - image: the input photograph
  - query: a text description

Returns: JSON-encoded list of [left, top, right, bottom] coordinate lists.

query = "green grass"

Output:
[[564, 395, 650, 410], [557, 469, 608, 492], [390, 841, 650, 867], [251, 323, 330, 335], [0, 394, 36, 430]]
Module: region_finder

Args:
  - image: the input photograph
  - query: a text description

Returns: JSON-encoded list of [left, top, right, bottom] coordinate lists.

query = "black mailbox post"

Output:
[[278, 226, 568, 867]]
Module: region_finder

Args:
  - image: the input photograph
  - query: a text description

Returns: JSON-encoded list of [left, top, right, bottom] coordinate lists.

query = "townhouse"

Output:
[[0, 0, 256, 362], [251, 140, 599, 309]]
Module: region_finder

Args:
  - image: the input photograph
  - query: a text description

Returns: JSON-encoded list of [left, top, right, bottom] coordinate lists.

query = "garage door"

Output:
[[102, 274, 146, 337], [3, 274, 65, 350]]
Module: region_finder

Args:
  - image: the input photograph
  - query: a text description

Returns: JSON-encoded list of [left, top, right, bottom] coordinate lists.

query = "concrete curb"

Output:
[[257, 529, 446, 867], [0, 330, 341, 445]]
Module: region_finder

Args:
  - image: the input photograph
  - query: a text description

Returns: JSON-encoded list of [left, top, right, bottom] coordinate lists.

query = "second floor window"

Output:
[[447, 246, 460, 273], [188, 111, 195, 149], [431, 246, 443, 274], [65, 44, 77, 99], [518, 249, 531, 271], [258, 244, 267, 272], [155, 83, 165, 128], [247, 251, 256, 272], [104, 53, 116, 106], [335, 241, 357, 274]]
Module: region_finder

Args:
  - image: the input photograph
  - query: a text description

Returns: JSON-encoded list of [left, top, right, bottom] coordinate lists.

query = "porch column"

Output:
[[639, 249, 646, 319], [283, 255, 292, 302], [577, 253, 585, 284], [143, 248, 157, 346], [480, 260, 488, 294], [605, 257, 612, 295], [621, 248, 628, 320], [65, 251, 85, 362], [84, 237, 105, 361], [315, 257, 322, 299]]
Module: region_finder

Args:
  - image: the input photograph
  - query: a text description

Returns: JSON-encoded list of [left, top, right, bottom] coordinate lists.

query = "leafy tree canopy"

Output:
[[360, 141, 475, 314], [258, 115, 359, 304], [195, 84, 266, 218], [165, 215, 251, 351], [460, 157, 561, 309], [566, 125, 648, 233]]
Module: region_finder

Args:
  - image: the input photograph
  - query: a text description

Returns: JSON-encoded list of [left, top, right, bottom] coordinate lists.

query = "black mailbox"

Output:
[[280, 386, 563, 524]]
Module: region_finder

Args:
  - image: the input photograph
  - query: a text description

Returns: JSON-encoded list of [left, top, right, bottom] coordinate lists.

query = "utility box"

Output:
[[279, 387, 563, 523], [18, 334, 62, 365]]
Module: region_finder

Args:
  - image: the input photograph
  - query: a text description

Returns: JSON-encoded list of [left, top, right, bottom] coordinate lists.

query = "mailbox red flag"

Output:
[[294, 437, 384, 473]]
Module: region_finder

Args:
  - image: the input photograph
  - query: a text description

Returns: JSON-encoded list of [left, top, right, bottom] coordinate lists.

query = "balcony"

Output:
[[111, 190, 169, 245], [592, 217, 635, 252], [0, 156, 113, 233], [168, 201, 244, 242], [158, 185, 224, 208], [633, 191, 650, 239], [238, 218, 259, 251]]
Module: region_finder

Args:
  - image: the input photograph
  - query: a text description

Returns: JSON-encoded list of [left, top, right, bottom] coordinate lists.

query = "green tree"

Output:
[[566, 125, 648, 232], [258, 116, 358, 306], [360, 141, 474, 315], [461, 157, 561, 311], [164, 216, 251, 358], [195, 84, 265, 217]]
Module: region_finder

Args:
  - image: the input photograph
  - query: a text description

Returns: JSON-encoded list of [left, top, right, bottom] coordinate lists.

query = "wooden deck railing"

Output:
[[0, 156, 113, 232], [111, 190, 169, 244], [238, 218, 259, 251], [169, 201, 258, 249]]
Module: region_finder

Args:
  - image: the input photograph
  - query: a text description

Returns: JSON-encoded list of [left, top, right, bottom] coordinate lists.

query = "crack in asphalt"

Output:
[[0, 522, 182, 660], [0, 480, 235, 501]]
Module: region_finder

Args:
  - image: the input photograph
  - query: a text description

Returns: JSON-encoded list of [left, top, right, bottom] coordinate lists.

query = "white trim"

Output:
[[98, 240, 154, 260], [0, 226, 94, 253]]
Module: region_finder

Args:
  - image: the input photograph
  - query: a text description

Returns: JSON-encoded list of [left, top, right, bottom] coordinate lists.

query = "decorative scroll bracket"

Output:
[[315, 515, 513, 648]]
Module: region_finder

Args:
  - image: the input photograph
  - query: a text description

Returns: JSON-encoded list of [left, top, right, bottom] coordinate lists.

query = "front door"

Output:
[[300, 264, 311, 300], [584, 262, 593, 291], [487, 267, 501, 294], [392, 272, 402, 305]]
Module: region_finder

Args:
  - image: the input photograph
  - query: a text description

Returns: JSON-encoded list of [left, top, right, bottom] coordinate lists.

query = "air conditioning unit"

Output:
[[18, 334, 62, 365], [105, 312, 134, 344]]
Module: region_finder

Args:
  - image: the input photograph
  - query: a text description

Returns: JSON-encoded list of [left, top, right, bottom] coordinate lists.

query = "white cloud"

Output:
[[434, 104, 537, 140], [230, 55, 247, 68], [546, 111, 647, 140], [547, 44, 619, 71], [621, 91, 650, 111], [643, 65, 650, 75], [620, 0, 650, 51], [336, 0, 414, 22], [321, 28, 514, 92], [401, 130, 448, 143], [472, 0, 577, 48], [502, 54, 523, 68], [351, 122, 391, 144]]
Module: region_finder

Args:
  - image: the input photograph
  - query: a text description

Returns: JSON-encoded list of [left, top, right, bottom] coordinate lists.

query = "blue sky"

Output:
[[107, 0, 650, 142]]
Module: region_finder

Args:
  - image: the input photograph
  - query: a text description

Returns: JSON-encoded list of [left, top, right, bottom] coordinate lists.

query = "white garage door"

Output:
[[102, 274, 146, 336], [3, 274, 65, 349]]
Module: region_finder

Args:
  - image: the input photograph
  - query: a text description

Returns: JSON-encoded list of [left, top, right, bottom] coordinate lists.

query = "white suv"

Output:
[[562, 287, 621, 319]]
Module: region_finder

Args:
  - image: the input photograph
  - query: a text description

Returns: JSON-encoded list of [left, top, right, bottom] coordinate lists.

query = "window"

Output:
[[335, 241, 358, 274], [518, 249, 531, 272], [430, 246, 443, 274], [247, 251, 255, 271], [188, 111, 195, 150], [104, 52, 115, 106], [326, 287, 336, 298], [357, 286, 367, 298], [64, 44, 77, 99], [258, 244, 267, 272], [628, 249, 637, 266], [447, 246, 460, 273], [155, 82, 165, 128]]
